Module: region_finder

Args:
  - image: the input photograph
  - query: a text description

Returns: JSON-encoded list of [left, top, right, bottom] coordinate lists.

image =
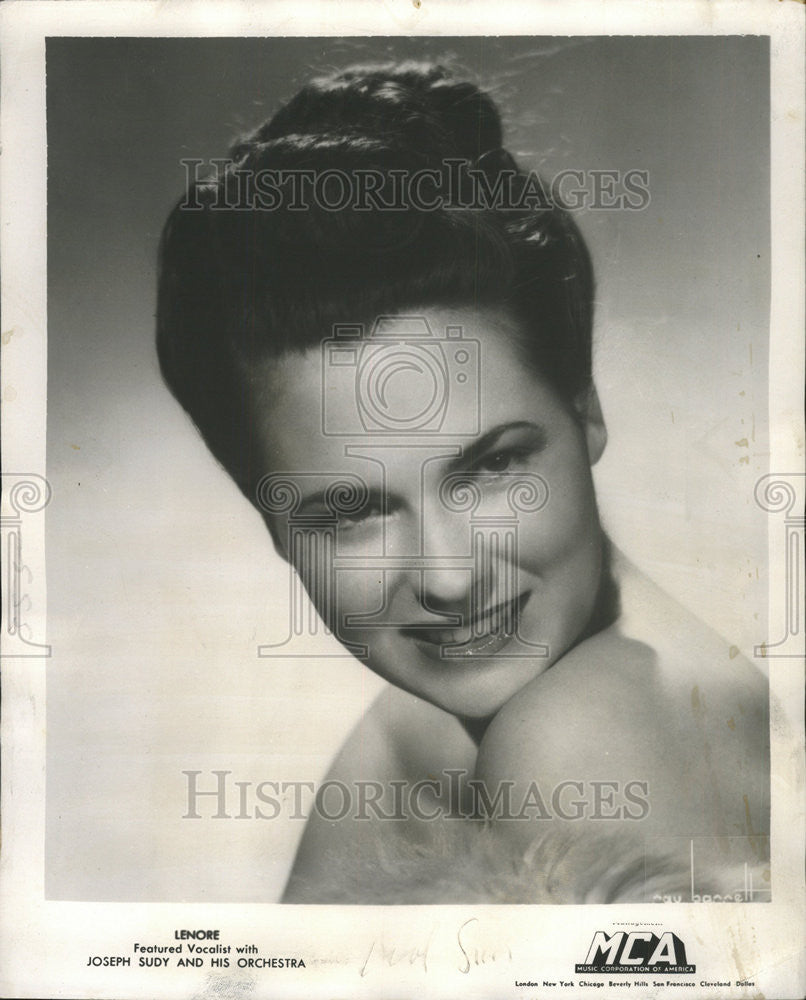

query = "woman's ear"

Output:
[[575, 384, 607, 466]]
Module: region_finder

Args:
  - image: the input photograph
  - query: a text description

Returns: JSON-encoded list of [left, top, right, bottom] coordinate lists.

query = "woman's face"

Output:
[[252, 306, 607, 719]]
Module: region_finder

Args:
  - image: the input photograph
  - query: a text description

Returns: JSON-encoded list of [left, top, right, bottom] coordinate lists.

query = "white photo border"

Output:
[[1, 2, 803, 998]]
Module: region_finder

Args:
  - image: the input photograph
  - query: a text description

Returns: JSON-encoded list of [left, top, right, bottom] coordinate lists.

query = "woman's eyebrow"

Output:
[[451, 421, 546, 469]]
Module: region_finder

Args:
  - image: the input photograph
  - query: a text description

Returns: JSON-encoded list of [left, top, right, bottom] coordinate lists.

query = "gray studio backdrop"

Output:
[[45, 36, 769, 901]]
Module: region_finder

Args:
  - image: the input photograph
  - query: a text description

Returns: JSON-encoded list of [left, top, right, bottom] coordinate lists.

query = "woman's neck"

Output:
[[581, 530, 621, 641]]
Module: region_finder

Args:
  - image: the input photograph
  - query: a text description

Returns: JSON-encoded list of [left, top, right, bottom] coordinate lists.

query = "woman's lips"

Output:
[[403, 591, 531, 660]]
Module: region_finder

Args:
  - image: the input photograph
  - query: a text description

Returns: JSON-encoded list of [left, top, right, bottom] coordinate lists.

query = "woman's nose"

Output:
[[418, 510, 474, 609], [421, 563, 472, 610]]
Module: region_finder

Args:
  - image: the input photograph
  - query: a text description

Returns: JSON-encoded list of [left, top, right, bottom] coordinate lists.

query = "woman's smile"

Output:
[[403, 590, 532, 658]]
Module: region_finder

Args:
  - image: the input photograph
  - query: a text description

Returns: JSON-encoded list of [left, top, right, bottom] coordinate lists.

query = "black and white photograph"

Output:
[[1, 2, 804, 998]]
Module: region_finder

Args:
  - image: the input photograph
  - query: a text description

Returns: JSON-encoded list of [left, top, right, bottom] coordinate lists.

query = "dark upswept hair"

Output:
[[156, 61, 594, 497]]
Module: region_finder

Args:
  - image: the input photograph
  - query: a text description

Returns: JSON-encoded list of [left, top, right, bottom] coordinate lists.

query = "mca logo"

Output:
[[575, 931, 695, 974]]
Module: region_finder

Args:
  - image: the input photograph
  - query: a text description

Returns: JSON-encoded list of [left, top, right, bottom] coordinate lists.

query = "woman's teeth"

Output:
[[410, 592, 529, 656]]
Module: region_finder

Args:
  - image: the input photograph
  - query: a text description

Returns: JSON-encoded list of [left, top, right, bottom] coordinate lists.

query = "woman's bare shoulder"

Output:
[[281, 686, 476, 902], [331, 683, 476, 783], [476, 558, 769, 842], [476, 626, 670, 791]]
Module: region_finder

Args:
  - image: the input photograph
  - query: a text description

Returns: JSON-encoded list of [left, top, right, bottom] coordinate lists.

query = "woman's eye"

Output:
[[475, 447, 536, 476], [478, 450, 513, 474], [339, 502, 384, 530]]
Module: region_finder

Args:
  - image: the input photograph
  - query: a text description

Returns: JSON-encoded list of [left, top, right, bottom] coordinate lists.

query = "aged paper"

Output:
[[1, 1, 804, 997]]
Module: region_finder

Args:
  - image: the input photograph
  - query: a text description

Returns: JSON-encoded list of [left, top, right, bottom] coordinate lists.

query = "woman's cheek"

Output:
[[514, 475, 596, 572], [330, 568, 387, 632]]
